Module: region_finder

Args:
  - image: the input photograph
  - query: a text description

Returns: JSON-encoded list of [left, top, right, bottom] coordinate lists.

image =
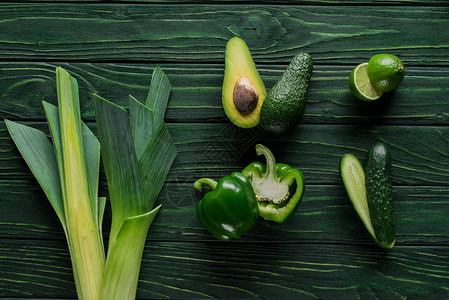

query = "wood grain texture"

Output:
[[2, 122, 448, 185], [1, 1, 448, 299], [1, 180, 448, 244], [1, 63, 448, 125], [6, 0, 447, 5], [0, 5, 447, 64], [1, 239, 448, 299]]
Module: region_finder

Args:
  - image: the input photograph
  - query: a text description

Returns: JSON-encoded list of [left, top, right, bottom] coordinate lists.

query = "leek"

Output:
[[5, 67, 105, 299], [94, 66, 177, 299], [5, 66, 177, 299]]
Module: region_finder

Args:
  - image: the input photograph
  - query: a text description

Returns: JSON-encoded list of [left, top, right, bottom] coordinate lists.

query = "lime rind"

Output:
[[349, 63, 383, 101], [368, 54, 405, 92]]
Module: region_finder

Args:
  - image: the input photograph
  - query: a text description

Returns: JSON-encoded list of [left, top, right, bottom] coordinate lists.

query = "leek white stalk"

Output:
[[56, 67, 105, 299]]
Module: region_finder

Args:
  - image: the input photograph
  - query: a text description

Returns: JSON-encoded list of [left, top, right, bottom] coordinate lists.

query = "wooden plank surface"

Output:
[[0, 1, 448, 299], [0, 5, 447, 65], [1, 63, 448, 125], [6, 0, 446, 5], [2, 122, 449, 185], [1, 180, 448, 244], [1, 239, 449, 299]]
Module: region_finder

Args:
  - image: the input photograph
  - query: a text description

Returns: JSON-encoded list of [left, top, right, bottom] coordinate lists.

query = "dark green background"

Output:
[[1, 1, 448, 299]]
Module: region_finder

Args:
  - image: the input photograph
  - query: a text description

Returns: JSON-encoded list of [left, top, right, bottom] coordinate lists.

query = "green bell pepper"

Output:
[[242, 144, 305, 223], [193, 172, 259, 240]]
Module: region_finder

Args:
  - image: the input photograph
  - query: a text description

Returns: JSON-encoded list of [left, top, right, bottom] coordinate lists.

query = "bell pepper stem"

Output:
[[255, 144, 277, 181], [194, 178, 218, 191]]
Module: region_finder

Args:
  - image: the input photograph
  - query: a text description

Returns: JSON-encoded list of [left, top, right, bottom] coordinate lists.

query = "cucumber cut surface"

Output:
[[340, 153, 375, 240]]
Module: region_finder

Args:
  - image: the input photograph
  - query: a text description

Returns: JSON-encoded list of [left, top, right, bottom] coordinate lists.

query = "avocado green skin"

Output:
[[365, 142, 395, 249], [259, 53, 313, 135]]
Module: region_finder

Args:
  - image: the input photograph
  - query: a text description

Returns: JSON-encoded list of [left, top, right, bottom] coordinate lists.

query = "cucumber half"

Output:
[[340, 149, 395, 249], [340, 153, 376, 240], [365, 142, 395, 249]]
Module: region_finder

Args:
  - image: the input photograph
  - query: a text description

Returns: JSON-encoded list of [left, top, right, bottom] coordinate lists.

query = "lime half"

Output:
[[349, 63, 383, 101], [368, 54, 405, 92]]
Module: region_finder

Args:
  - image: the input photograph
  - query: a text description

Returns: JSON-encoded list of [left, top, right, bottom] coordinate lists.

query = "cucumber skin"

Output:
[[259, 53, 313, 135], [365, 142, 395, 248]]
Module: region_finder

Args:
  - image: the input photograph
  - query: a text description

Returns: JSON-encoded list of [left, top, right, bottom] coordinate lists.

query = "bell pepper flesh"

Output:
[[194, 172, 259, 240], [242, 144, 305, 223]]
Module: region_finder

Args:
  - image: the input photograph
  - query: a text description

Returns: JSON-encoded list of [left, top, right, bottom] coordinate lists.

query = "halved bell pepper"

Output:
[[242, 144, 305, 223], [193, 172, 259, 240]]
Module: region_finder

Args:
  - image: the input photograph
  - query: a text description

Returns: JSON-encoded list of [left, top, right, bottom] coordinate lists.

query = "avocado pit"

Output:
[[233, 76, 259, 114]]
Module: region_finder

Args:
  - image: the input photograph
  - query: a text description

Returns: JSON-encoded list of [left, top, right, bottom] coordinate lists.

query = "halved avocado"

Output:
[[222, 37, 267, 128]]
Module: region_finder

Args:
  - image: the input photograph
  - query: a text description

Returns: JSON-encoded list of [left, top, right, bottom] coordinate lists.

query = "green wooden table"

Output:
[[1, 1, 448, 299]]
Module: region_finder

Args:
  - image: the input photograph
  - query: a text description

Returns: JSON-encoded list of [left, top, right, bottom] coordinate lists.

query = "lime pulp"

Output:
[[349, 63, 383, 101]]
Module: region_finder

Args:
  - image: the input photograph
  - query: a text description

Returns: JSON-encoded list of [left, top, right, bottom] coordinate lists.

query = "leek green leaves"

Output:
[[94, 67, 177, 299], [5, 66, 177, 300]]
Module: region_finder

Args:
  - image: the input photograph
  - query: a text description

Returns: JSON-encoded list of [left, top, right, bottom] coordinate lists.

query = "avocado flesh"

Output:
[[260, 53, 313, 135], [222, 37, 267, 128]]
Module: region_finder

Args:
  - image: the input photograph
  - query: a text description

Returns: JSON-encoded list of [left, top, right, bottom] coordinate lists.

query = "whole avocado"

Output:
[[259, 53, 313, 135]]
